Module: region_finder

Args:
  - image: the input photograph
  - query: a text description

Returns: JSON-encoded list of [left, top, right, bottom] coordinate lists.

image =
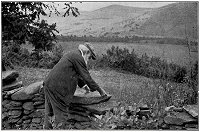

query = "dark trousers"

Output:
[[44, 86, 70, 129]]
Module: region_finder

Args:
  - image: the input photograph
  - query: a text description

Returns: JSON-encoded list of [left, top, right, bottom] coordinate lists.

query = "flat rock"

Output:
[[22, 115, 31, 120], [11, 81, 43, 101], [2, 112, 8, 120], [8, 117, 21, 123], [32, 96, 44, 102], [33, 101, 44, 106], [35, 104, 45, 109], [76, 100, 119, 115], [2, 107, 8, 112], [68, 113, 91, 122], [29, 110, 44, 118], [23, 102, 34, 111], [16, 118, 23, 124], [32, 118, 41, 124], [10, 101, 22, 107], [2, 81, 23, 91], [8, 110, 22, 117], [68, 109, 91, 117], [183, 105, 198, 118], [164, 111, 197, 125], [6, 87, 23, 96], [185, 124, 198, 128], [24, 109, 34, 115], [2, 100, 10, 106], [23, 119, 32, 124], [2, 70, 19, 86], [8, 106, 22, 110], [72, 88, 112, 105]]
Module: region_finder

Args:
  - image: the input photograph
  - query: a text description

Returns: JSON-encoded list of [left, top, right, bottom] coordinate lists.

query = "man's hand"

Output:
[[82, 85, 90, 94]]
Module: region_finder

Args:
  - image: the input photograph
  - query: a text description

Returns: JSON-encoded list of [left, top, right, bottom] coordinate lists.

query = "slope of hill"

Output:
[[137, 2, 198, 39], [41, 2, 198, 39]]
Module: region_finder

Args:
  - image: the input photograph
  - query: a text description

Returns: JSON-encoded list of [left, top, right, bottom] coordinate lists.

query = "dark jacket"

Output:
[[44, 50, 100, 104]]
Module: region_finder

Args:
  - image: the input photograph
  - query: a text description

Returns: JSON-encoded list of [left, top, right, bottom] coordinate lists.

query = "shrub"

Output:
[[92, 46, 188, 83], [2, 41, 64, 69]]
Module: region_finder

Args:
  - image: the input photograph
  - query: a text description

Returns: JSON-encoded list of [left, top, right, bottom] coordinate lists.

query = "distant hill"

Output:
[[41, 2, 198, 40]]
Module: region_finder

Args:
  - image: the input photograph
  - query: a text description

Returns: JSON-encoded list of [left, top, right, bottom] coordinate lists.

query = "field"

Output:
[[16, 66, 189, 106], [23, 41, 198, 68], [58, 41, 198, 68]]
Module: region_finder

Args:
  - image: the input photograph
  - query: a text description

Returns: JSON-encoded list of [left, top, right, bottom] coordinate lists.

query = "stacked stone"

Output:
[[160, 105, 198, 130], [2, 70, 44, 130], [56, 89, 118, 129], [2, 71, 118, 130]]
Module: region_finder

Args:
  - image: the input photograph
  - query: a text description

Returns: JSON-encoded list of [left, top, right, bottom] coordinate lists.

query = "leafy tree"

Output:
[[2, 2, 79, 49], [2, 2, 79, 69]]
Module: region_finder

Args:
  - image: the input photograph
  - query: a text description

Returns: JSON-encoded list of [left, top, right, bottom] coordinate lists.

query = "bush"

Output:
[[91, 46, 188, 83], [2, 42, 64, 70]]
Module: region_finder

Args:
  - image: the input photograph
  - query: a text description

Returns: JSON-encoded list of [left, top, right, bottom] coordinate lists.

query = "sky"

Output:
[[48, 1, 176, 12]]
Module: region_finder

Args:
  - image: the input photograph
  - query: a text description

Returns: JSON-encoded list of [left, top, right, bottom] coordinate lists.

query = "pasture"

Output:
[[59, 41, 198, 68], [23, 41, 198, 68], [16, 66, 189, 106]]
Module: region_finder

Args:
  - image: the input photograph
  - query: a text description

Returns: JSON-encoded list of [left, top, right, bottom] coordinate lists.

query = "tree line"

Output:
[[57, 34, 198, 45]]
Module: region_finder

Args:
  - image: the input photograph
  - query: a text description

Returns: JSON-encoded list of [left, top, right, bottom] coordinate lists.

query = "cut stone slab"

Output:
[[2, 70, 19, 86], [76, 100, 119, 115], [164, 111, 198, 125], [11, 81, 43, 101], [2, 81, 23, 91], [23, 102, 34, 111], [183, 105, 198, 118], [72, 88, 112, 105]]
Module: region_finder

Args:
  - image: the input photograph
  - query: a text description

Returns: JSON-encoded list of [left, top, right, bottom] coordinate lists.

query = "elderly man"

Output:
[[43, 43, 107, 129]]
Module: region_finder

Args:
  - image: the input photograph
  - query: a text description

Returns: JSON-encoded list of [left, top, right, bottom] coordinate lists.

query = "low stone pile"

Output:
[[2, 70, 44, 129], [161, 105, 198, 130], [2, 70, 118, 130]]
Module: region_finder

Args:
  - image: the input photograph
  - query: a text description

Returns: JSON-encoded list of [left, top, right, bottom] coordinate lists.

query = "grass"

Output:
[[22, 41, 198, 68], [58, 41, 198, 67], [15, 66, 191, 106]]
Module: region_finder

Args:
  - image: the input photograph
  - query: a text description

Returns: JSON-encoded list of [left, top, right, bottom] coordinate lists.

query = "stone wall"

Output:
[[2, 71, 45, 129], [2, 70, 118, 130], [2, 70, 198, 130]]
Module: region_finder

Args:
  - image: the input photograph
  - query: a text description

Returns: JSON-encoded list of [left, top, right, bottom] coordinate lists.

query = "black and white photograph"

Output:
[[2, 1, 198, 130]]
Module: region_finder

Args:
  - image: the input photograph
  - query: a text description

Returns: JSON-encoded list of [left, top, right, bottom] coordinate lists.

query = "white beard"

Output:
[[79, 49, 89, 65], [82, 54, 89, 65]]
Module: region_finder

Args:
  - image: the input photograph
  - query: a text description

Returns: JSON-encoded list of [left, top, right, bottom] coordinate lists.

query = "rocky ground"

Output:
[[2, 67, 198, 130]]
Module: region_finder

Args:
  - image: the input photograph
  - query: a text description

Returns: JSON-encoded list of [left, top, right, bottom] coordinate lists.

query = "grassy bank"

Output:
[[16, 66, 192, 106]]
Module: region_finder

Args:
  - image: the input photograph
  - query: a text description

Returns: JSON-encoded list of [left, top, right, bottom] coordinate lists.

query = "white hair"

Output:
[[78, 44, 90, 55]]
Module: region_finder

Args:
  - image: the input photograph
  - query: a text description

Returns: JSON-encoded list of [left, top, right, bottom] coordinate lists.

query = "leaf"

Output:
[[110, 124, 117, 129]]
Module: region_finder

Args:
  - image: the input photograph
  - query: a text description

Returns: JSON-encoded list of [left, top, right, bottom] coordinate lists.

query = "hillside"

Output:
[[41, 2, 198, 39]]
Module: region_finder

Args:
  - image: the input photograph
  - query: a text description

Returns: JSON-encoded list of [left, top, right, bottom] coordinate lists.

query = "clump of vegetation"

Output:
[[92, 46, 188, 83], [89, 46, 198, 104], [2, 41, 64, 69]]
